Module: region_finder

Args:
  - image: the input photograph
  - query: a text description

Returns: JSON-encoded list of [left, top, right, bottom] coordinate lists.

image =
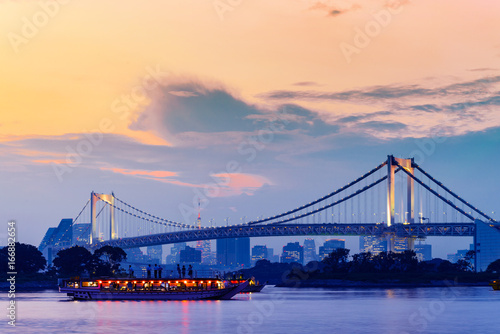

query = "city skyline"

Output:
[[1, 1, 499, 260]]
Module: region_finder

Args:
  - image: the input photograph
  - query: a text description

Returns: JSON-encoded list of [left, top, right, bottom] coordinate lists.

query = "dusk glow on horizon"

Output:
[[1, 0, 499, 259]]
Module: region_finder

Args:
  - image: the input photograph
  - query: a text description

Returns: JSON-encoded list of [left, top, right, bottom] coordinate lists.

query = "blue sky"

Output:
[[1, 0, 499, 259]]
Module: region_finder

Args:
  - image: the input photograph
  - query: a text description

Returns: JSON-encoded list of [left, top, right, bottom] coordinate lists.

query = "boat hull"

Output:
[[59, 279, 249, 301]]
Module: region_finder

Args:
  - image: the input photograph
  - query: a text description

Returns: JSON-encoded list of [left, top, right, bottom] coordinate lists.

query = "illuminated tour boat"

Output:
[[489, 279, 500, 290], [59, 277, 249, 300], [228, 278, 266, 293]]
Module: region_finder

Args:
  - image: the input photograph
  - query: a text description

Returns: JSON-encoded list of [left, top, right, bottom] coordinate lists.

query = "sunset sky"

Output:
[[1, 0, 499, 258]]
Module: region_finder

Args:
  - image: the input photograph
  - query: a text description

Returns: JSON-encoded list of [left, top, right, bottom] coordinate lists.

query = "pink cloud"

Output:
[[101, 167, 177, 179], [211, 173, 272, 196], [33, 159, 68, 165]]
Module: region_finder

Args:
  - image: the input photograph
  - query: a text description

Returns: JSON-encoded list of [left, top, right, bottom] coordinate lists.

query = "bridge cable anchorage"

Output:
[[247, 160, 388, 225], [413, 164, 497, 223], [270, 173, 390, 225], [395, 162, 476, 222], [95, 194, 197, 230]]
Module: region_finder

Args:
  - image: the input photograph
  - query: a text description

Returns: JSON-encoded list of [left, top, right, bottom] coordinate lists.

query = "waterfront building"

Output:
[[475, 220, 500, 271]]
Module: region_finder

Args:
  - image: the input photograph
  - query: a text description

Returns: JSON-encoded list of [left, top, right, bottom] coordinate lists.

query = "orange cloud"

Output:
[[101, 168, 272, 197], [101, 167, 177, 179], [33, 159, 67, 165]]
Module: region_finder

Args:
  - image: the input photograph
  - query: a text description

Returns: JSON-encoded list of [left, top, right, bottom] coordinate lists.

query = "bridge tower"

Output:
[[90, 192, 116, 244], [386, 155, 415, 226]]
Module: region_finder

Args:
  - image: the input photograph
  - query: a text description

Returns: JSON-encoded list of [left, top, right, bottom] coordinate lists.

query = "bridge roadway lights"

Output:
[[89, 223, 475, 250]]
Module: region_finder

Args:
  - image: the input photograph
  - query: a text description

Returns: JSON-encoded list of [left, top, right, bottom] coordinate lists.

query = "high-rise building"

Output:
[[267, 248, 280, 262], [303, 238, 317, 264], [217, 238, 236, 266], [169, 242, 187, 263], [359, 236, 387, 255], [281, 242, 304, 264], [415, 244, 432, 261], [38, 218, 74, 265], [392, 237, 412, 253], [251, 245, 268, 265], [125, 247, 148, 263], [318, 239, 345, 260], [72, 223, 91, 245], [147, 245, 163, 264], [235, 237, 250, 267], [180, 246, 202, 263], [194, 203, 212, 264], [217, 238, 250, 267]]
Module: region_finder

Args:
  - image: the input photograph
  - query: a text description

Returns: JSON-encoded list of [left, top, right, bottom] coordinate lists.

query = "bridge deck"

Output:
[[91, 222, 475, 249]]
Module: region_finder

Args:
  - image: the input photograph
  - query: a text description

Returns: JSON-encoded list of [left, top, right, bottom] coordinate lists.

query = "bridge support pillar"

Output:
[[386, 155, 415, 226], [90, 192, 116, 244]]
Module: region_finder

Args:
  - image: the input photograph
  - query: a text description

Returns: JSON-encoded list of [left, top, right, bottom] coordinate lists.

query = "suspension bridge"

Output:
[[64, 155, 498, 267]]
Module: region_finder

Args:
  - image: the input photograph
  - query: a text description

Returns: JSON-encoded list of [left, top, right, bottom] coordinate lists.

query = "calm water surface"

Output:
[[2, 286, 499, 333]]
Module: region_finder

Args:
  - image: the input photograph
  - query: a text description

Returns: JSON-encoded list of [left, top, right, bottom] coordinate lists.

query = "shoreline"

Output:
[[276, 279, 491, 288], [0, 280, 58, 291]]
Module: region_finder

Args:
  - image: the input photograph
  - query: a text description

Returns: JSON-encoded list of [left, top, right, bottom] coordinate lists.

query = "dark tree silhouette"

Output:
[[53, 246, 93, 277], [486, 259, 500, 273], [351, 252, 374, 273], [322, 248, 350, 272], [0, 242, 46, 274], [92, 246, 127, 276]]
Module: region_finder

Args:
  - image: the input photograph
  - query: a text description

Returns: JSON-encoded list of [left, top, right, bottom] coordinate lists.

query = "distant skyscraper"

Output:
[[38, 218, 73, 265], [235, 237, 250, 267], [319, 239, 345, 260], [251, 245, 268, 265], [217, 238, 236, 266], [125, 247, 148, 263], [415, 244, 432, 261], [147, 245, 163, 264], [392, 236, 412, 253], [217, 238, 249, 267], [359, 236, 387, 255], [72, 223, 91, 245], [194, 201, 212, 263], [303, 238, 317, 264], [170, 242, 187, 263], [281, 242, 304, 264], [180, 246, 202, 263]]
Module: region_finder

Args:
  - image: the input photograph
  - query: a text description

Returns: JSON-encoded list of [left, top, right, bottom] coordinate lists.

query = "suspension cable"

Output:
[[248, 161, 388, 225], [413, 164, 496, 222], [271, 174, 389, 225], [396, 163, 475, 221]]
